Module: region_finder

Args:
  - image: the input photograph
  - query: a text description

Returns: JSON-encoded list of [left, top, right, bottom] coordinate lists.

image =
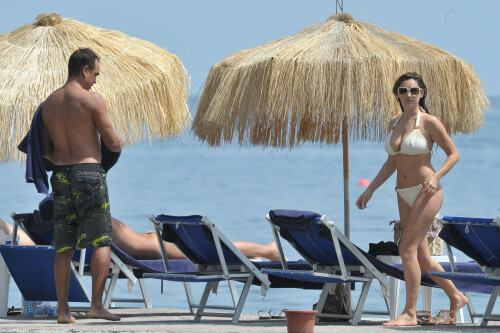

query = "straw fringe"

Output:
[[0, 14, 190, 162], [193, 14, 489, 148]]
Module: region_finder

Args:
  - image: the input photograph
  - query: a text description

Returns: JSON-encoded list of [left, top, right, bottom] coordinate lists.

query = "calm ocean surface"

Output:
[[2, 97, 499, 320]]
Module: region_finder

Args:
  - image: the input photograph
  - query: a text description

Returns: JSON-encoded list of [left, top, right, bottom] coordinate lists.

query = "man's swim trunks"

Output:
[[50, 163, 112, 252]]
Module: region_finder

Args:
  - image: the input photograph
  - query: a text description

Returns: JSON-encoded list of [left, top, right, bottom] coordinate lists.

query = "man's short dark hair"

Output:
[[68, 48, 100, 77]]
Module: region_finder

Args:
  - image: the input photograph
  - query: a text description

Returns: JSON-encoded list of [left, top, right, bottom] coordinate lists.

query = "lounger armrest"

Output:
[[265, 213, 288, 270], [148, 214, 171, 272]]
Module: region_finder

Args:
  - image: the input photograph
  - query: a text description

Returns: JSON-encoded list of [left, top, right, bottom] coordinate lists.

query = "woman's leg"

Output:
[[112, 218, 186, 260], [232, 241, 281, 261], [0, 218, 35, 246], [416, 233, 468, 314], [383, 189, 441, 326]]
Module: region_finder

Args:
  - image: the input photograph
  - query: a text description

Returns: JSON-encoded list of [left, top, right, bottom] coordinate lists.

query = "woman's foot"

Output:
[[382, 313, 417, 326], [450, 293, 468, 317]]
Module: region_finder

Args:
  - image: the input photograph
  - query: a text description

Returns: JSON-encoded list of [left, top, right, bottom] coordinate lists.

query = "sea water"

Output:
[[1, 97, 498, 320]]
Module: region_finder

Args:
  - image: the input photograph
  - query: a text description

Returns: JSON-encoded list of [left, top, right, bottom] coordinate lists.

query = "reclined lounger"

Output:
[[430, 216, 500, 326], [144, 214, 271, 323]]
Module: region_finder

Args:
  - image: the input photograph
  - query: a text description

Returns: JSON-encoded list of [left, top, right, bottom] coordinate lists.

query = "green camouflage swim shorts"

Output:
[[50, 163, 112, 252]]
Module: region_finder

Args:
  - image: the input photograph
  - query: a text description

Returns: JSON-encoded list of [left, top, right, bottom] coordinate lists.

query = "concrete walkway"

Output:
[[0, 308, 499, 332]]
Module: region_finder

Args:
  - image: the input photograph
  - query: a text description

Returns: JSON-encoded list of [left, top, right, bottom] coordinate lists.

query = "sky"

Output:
[[1, 0, 499, 98]]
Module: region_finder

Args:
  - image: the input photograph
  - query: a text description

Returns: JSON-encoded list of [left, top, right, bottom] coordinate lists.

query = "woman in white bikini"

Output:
[[355, 72, 468, 326]]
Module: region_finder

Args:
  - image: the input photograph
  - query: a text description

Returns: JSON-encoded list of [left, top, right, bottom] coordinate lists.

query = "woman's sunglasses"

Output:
[[398, 87, 422, 96]]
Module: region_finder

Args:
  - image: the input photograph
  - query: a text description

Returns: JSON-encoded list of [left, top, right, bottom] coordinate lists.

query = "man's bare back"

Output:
[[42, 58, 123, 165]]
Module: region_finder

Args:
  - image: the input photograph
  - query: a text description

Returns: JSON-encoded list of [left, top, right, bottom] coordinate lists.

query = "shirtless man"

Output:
[[42, 48, 123, 323]]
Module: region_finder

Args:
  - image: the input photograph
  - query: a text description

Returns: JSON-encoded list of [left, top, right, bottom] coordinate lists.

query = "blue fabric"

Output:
[[146, 273, 228, 283], [0, 245, 88, 302], [274, 213, 361, 266], [262, 268, 363, 284], [439, 216, 500, 268], [18, 103, 50, 195], [269, 209, 321, 232], [18, 103, 121, 194], [38, 193, 54, 225], [12, 212, 52, 245], [253, 260, 323, 289], [110, 243, 197, 277], [430, 271, 500, 287], [361, 249, 492, 294], [154, 215, 325, 289], [156, 214, 241, 265]]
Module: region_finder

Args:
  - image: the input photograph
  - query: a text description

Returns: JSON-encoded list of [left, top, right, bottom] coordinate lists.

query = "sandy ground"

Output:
[[0, 308, 499, 333]]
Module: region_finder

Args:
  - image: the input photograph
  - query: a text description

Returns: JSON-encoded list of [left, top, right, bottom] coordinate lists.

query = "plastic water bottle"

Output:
[[35, 301, 55, 317], [25, 300, 35, 316]]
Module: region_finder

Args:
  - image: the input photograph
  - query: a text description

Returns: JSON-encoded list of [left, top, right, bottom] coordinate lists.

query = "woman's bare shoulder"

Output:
[[421, 113, 444, 129]]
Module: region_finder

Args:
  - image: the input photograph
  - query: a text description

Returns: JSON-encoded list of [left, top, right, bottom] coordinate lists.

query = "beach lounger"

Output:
[[8, 210, 154, 309], [429, 216, 500, 326], [0, 244, 90, 307], [144, 214, 271, 323], [263, 209, 489, 324], [263, 209, 391, 325]]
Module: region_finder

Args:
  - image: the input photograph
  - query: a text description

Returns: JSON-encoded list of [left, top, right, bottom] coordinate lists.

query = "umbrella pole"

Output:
[[342, 121, 350, 239]]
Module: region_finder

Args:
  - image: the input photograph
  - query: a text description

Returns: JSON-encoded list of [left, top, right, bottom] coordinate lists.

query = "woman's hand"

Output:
[[356, 190, 373, 210], [422, 174, 439, 195]]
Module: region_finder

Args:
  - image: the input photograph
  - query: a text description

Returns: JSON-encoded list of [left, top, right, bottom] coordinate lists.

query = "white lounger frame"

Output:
[[266, 213, 390, 325]]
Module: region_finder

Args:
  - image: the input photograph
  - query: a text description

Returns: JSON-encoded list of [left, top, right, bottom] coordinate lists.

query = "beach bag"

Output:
[[390, 218, 443, 256], [312, 283, 351, 322]]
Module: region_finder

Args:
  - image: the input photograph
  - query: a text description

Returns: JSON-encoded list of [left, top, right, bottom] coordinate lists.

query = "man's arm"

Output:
[[89, 93, 124, 152]]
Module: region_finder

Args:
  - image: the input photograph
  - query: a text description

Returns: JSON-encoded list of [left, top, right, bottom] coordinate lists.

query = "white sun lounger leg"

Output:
[[137, 278, 152, 308], [314, 283, 335, 323], [232, 277, 253, 323], [183, 282, 196, 314], [352, 280, 372, 325], [481, 285, 500, 326], [194, 281, 213, 321]]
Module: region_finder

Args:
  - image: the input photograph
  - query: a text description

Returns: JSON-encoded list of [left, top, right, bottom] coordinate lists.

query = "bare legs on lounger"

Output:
[[111, 218, 281, 261]]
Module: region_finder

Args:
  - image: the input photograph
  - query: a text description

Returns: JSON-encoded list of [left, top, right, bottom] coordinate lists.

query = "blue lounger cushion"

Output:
[[439, 216, 500, 267], [358, 247, 491, 294], [429, 271, 500, 287], [110, 243, 197, 277], [261, 268, 366, 284], [156, 214, 244, 266], [254, 260, 323, 289], [0, 245, 88, 302]]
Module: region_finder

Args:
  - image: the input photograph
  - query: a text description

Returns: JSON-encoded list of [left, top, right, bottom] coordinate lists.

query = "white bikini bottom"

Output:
[[396, 183, 424, 207]]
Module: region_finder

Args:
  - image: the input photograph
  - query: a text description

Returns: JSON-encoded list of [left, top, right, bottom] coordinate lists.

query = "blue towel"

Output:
[[18, 103, 121, 195], [110, 243, 197, 276], [18, 103, 49, 195], [269, 209, 321, 232]]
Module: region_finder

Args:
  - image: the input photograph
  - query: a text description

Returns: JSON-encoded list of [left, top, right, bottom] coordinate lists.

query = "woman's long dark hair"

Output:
[[392, 72, 429, 114]]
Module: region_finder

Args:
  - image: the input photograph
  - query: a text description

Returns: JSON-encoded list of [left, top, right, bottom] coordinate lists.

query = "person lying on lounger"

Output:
[[0, 218, 36, 246], [0, 217, 281, 261]]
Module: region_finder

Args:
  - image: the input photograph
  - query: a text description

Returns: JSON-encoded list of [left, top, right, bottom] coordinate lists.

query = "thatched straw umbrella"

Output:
[[0, 13, 190, 162], [193, 13, 490, 237]]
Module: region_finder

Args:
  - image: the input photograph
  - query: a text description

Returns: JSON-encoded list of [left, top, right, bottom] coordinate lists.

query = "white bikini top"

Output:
[[384, 111, 431, 156]]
